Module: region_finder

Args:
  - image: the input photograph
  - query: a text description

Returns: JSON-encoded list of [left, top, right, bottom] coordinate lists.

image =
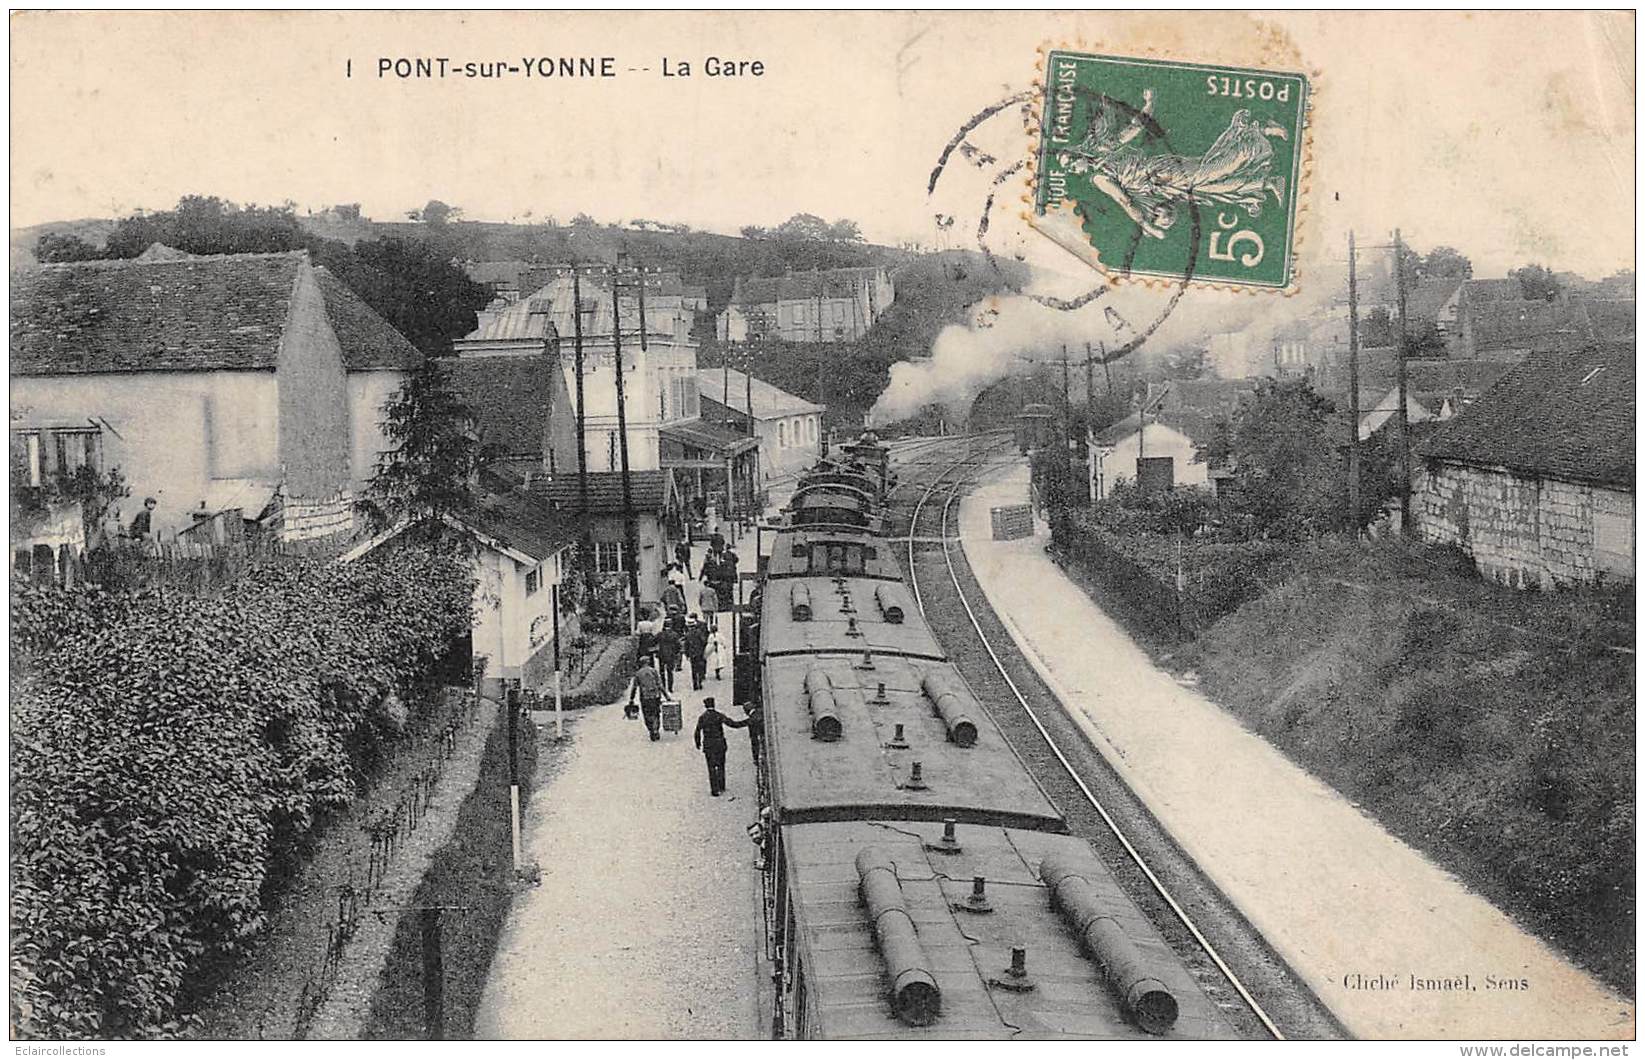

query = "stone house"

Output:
[[1413, 345, 1633, 589], [716, 266, 894, 343], [10, 250, 420, 542]]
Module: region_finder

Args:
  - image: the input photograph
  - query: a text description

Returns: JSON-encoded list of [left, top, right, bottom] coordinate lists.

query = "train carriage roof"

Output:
[[782, 820, 1238, 1041], [762, 572, 944, 658], [762, 652, 1063, 830]]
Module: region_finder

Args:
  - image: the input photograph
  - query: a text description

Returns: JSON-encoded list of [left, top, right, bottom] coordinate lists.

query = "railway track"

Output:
[[889, 434, 1345, 1042]]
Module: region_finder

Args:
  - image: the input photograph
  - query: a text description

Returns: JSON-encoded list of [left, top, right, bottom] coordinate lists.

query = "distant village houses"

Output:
[[716, 266, 894, 342]]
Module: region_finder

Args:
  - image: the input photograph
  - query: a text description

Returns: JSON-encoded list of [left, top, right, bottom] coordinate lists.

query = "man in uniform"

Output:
[[692, 696, 748, 797]]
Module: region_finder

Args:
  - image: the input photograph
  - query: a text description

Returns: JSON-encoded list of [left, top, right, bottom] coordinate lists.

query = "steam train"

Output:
[[736, 435, 1236, 1040]]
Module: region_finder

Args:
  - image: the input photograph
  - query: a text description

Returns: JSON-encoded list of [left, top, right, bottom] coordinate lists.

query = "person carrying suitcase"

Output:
[[628, 656, 666, 741]]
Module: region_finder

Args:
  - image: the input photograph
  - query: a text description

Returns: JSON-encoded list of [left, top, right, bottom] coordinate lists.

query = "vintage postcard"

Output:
[[7, 10, 1635, 1049]]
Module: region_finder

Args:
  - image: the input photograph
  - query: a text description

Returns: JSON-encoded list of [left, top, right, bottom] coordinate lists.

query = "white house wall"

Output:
[[1097, 423, 1208, 495], [347, 370, 407, 489], [12, 370, 279, 536]]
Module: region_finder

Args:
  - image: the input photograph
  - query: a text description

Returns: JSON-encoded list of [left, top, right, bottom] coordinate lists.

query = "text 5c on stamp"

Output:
[[1031, 50, 1309, 291]]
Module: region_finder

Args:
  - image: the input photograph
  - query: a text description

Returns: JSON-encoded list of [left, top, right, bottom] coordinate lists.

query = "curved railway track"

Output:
[[890, 434, 1345, 1042]]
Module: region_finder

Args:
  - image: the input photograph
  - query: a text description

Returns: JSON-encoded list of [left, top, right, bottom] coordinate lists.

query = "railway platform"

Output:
[[956, 459, 1634, 1040], [474, 548, 763, 1040]]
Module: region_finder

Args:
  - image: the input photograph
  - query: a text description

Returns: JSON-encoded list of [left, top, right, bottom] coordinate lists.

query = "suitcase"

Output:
[[661, 699, 683, 734]]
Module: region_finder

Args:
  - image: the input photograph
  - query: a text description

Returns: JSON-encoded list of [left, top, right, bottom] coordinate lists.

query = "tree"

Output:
[[34, 232, 105, 262], [570, 213, 598, 228], [1199, 376, 1343, 539], [775, 213, 834, 242], [1511, 264, 1562, 302], [358, 359, 480, 545], [827, 218, 864, 243], [413, 199, 459, 226], [738, 225, 770, 240], [313, 236, 494, 357], [1421, 246, 1473, 279], [1362, 306, 1395, 347]]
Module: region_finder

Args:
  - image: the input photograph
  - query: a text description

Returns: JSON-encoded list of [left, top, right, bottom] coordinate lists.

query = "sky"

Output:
[[9, 10, 1636, 281]]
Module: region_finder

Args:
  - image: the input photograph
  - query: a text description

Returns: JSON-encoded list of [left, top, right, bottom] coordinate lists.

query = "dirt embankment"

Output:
[[1174, 544, 1634, 992]]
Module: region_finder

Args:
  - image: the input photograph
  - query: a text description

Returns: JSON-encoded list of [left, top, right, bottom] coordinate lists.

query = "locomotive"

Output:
[[737, 436, 1236, 1040]]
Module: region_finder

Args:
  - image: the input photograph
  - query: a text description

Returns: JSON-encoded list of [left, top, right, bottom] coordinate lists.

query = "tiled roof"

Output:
[[311, 269, 424, 370], [11, 251, 421, 375], [1094, 409, 1218, 447], [1418, 345, 1634, 487], [1407, 278, 1464, 323], [733, 267, 881, 304], [1463, 296, 1587, 354], [531, 469, 677, 515], [468, 490, 575, 561], [698, 367, 823, 418], [441, 355, 557, 460]]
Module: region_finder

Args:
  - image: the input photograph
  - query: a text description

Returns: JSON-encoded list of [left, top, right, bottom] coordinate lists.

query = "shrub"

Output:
[[10, 548, 474, 1038]]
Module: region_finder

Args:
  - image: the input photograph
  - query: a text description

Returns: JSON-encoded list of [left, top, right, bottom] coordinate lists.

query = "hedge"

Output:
[[10, 548, 474, 1039]]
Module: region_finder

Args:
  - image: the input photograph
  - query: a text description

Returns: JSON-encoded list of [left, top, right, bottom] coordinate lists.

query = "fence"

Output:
[[281, 687, 482, 1040], [15, 534, 354, 595]]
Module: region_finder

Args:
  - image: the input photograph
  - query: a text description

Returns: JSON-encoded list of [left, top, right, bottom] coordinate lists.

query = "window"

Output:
[[808, 418, 818, 444], [595, 541, 628, 573], [525, 566, 541, 595], [811, 543, 865, 575], [11, 428, 102, 489], [778, 422, 788, 448]]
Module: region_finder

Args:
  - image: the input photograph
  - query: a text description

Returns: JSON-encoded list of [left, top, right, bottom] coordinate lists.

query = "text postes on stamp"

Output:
[[1031, 50, 1309, 291]]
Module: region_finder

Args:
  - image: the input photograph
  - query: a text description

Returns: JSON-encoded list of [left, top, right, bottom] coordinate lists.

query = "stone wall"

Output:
[[1414, 460, 1634, 589]]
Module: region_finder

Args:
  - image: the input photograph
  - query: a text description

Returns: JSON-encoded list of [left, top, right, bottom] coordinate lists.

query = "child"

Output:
[[706, 626, 728, 682]]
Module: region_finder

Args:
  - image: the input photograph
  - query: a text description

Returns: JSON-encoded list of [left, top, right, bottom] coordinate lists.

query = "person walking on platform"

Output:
[[698, 582, 721, 630], [683, 615, 709, 691], [692, 696, 748, 797], [661, 572, 688, 619], [706, 626, 727, 682], [656, 623, 681, 694], [636, 607, 662, 663], [674, 540, 693, 579], [628, 656, 665, 739]]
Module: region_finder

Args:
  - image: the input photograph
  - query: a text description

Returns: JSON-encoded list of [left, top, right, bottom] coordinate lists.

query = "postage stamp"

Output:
[[1029, 50, 1310, 291]]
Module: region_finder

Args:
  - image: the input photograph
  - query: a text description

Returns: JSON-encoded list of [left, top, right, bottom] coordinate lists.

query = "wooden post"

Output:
[[551, 582, 564, 741], [421, 908, 444, 1040], [1394, 228, 1412, 535], [506, 688, 521, 871], [611, 262, 642, 605], [1347, 230, 1362, 533]]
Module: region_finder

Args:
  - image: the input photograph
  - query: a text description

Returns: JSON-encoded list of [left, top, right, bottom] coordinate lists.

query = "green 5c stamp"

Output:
[[1031, 51, 1309, 290]]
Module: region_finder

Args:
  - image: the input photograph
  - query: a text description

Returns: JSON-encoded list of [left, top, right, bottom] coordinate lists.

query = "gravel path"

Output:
[[959, 461, 1634, 1039], [306, 698, 501, 1040], [474, 605, 761, 1038]]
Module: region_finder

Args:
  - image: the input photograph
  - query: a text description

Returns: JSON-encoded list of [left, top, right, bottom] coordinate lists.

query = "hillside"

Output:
[[1172, 540, 1634, 990]]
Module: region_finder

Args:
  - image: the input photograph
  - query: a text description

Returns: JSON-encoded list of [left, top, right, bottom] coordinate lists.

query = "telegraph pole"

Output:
[[571, 266, 593, 575], [1393, 228, 1412, 535], [611, 259, 642, 608], [1347, 231, 1362, 533]]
